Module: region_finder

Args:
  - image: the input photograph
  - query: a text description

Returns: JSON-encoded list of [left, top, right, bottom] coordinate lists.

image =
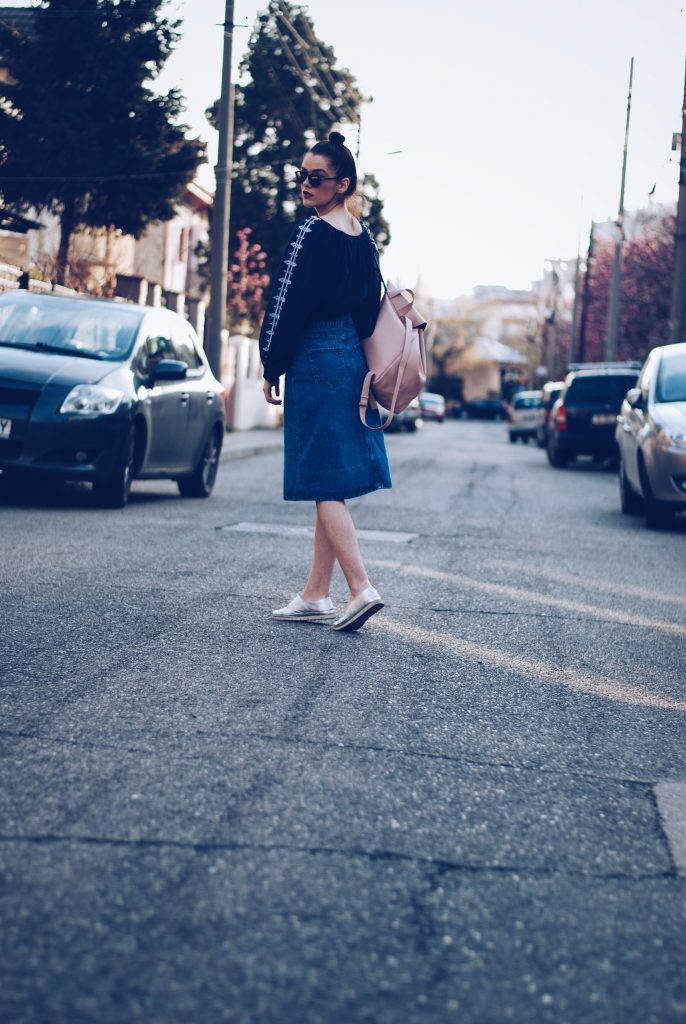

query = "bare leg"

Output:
[[314, 500, 369, 598], [301, 504, 337, 601]]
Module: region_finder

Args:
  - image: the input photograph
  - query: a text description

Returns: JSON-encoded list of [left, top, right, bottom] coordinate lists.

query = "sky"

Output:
[[14, 0, 686, 298]]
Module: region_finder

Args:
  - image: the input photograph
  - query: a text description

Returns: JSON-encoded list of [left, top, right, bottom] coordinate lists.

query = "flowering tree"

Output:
[[580, 212, 675, 362], [227, 228, 270, 337]]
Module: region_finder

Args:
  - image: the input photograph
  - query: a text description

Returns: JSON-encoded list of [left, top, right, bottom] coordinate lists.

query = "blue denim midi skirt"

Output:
[[283, 315, 392, 501]]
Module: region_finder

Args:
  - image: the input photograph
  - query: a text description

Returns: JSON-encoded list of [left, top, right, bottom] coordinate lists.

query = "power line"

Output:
[[273, 3, 359, 127], [271, 19, 335, 130], [0, 170, 200, 182], [283, 2, 361, 124], [271, 19, 336, 126]]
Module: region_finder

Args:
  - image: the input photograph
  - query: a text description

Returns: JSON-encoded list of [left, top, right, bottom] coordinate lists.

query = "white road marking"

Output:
[[498, 560, 686, 611], [374, 618, 686, 713], [655, 783, 686, 874], [371, 559, 686, 638], [222, 522, 417, 544]]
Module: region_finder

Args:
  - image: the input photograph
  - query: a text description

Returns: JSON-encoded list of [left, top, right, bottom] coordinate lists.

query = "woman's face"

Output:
[[299, 153, 349, 211]]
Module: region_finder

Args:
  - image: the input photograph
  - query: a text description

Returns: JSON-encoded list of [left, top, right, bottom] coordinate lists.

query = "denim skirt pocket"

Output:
[[283, 316, 392, 502]]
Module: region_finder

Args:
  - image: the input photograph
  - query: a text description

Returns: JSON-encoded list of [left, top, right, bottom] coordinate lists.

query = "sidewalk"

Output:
[[220, 427, 284, 464]]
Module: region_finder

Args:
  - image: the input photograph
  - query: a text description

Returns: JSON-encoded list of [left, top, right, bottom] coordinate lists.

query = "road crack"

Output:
[[0, 831, 676, 881]]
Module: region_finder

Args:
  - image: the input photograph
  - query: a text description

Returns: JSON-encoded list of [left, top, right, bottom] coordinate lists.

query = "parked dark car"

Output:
[[536, 380, 564, 448], [0, 292, 225, 507], [464, 396, 507, 420], [546, 362, 640, 468]]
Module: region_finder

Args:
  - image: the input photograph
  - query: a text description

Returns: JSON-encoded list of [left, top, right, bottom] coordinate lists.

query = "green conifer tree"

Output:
[[0, 0, 204, 284]]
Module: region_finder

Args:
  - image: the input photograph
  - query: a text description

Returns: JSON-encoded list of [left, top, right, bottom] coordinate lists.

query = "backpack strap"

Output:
[[358, 315, 414, 430]]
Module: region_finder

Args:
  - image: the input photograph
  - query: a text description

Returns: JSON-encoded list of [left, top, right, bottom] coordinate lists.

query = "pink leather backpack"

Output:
[[359, 282, 428, 430]]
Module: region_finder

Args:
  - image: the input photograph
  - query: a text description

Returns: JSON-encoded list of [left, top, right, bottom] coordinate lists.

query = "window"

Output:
[[638, 354, 656, 398], [171, 321, 203, 369], [513, 395, 541, 409], [567, 375, 638, 405], [135, 315, 176, 377], [0, 293, 142, 360], [656, 354, 686, 403], [178, 228, 189, 263]]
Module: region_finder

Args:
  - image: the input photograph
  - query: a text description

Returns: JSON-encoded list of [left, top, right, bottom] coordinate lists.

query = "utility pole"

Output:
[[206, 1, 235, 380], [546, 266, 560, 379], [568, 253, 581, 366], [606, 57, 634, 360], [669, 57, 686, 345], [577, 222, 595, 363]]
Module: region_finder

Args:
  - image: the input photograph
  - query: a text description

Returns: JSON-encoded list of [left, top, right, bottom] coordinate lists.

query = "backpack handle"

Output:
[[359, 316, 415, 430]]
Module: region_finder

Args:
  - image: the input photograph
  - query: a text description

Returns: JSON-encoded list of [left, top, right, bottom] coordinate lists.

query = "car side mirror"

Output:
[[626, 388, 643, 409], [153, 358, 188, 381]]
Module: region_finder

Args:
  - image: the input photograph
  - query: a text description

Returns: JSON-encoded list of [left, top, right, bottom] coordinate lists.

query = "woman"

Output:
[[260, 131, 391, 632]]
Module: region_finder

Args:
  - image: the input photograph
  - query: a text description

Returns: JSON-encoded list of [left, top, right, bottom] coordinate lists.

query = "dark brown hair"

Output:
[[309, 131, 357, 199]]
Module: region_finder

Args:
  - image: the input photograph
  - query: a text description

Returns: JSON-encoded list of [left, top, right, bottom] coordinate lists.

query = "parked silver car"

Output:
[[616, 342, 686, 528], [507, 390, 542, 443], [378, 397, 422, 433]]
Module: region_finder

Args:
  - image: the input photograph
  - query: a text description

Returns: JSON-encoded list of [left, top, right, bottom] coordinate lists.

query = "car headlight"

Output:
[[60, 384, 124, 415], [655, 428, 686, 451]]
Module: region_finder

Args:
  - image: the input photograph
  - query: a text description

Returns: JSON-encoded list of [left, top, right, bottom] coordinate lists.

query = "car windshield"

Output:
[[567, 375, 638, 404], [0, 294, 144, 361], [655, 354, 686, 403]]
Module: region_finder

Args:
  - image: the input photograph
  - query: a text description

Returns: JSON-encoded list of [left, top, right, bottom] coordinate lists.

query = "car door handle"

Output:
[[205, 390, 214, 403], [180, 392, 190, 405]]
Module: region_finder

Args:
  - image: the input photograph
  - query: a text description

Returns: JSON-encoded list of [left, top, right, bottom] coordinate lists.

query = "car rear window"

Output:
[[566, 375, 638, 404], [656, 354, 686, 403], [542, 388, 563, 408], [513, 395, 541, 409]]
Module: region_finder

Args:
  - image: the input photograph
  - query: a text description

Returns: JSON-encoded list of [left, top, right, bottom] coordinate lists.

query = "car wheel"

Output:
[[509, 433, 517, 444], [639, 459, 673, 529], [178, 426, 222, 498], [94, 426, 135, 509], [546, 435, 569, 467], [619, 457, 642, 515]]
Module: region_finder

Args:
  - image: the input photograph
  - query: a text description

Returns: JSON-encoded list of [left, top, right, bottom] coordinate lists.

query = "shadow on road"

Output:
[[0, 478, 181, 510]]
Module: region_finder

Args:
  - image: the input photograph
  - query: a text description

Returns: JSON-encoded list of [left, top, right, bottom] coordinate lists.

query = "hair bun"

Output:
[[328, 131, 346, 147]]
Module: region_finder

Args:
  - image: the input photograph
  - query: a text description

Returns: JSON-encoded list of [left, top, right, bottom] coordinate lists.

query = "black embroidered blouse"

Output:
[[259, 215, 384, 384]]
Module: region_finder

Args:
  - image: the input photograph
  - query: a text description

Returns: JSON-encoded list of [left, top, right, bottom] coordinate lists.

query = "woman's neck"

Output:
[[315, 197, 347, 218], [316, 201, 361, 236]]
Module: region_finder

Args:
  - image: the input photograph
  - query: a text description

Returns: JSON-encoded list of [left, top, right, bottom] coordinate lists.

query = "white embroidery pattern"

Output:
[[362, 222, 378, 252], [263, 216, 319, 353]]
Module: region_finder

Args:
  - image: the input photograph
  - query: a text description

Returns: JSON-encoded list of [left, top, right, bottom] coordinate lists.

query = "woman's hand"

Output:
[[262, 378, 282, 405]]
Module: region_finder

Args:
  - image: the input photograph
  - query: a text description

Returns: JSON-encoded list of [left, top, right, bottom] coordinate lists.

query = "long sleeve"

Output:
[[259, 216, 325, 383]]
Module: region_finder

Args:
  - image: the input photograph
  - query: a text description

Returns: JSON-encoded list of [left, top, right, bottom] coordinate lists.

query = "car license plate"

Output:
[[592, 414, 616, 425], [0, 417, 12, 439]]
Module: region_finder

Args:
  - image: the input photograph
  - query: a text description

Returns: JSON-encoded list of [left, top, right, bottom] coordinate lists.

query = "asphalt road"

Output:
[[1, 419, 685, 1024]]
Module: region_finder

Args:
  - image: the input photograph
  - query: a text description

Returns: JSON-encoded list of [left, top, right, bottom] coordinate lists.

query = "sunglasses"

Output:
[[294, 169, 341, 188]]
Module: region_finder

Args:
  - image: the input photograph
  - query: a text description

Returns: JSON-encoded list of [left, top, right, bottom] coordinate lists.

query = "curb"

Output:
[[220, 441, 283, 464]]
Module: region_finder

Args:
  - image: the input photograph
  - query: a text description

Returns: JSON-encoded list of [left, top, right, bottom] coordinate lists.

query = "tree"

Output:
[[580, 211, 675, 362], [0, 0, 205, 285], [207, 0, 390, 284], [227, 227, 270, 336]]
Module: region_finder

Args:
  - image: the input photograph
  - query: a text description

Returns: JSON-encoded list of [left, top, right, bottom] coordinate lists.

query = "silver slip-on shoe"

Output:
[[272, 594, 337, 621], [332, 585, 384, 632]]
